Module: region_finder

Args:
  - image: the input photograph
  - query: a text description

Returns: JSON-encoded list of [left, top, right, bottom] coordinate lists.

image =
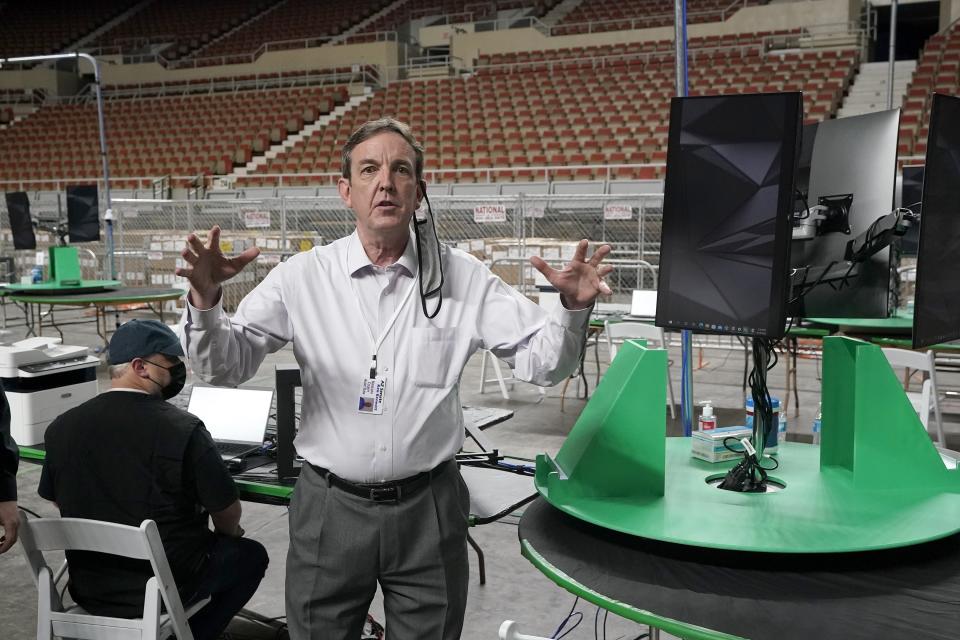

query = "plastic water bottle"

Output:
[[812, 402, 822, 445], [31, 264, 42, 284], [778, 412, 787, 443]]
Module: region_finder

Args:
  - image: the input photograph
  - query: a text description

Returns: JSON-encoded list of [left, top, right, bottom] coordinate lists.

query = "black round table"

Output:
[[518, 497, 960, 640]]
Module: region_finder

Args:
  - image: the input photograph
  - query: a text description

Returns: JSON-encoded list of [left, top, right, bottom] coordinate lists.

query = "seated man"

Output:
[[38, 319, 268, 640]]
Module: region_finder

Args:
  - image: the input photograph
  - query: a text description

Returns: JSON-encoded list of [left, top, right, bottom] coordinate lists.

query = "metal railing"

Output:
[[86, 30, 397, 70], [100, 66, 380, 99], [0, 161, 666, 193]]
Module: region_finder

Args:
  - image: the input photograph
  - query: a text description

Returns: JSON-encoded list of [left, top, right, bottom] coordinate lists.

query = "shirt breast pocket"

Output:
[[412, 327, 458, 388]]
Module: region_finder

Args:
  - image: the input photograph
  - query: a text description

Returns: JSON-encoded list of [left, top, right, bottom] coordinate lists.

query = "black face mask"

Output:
[[143, 359, 187, 400]]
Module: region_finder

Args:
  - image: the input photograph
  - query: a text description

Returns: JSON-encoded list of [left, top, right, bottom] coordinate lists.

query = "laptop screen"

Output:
[[631, 290, 658, 317], [187, 386, 274, 444]]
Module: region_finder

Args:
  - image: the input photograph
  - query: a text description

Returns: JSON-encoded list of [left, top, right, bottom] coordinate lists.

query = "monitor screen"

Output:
[[655, 92, 801, 339], [899, 165, 924, 255], [789, 109, 900, 318], [913, 94, 960, 349], [66, 185, 100, 243], [4, 191, 36, 250]]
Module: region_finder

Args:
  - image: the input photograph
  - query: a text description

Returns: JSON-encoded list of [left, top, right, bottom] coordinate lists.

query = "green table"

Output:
[[806, 309, 913, 334], [6, 286, 186, 347]]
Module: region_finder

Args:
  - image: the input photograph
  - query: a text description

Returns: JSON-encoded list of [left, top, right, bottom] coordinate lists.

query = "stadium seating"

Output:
[[0, 0, 131, 58], [92, 0, 274, 61], [898, 22, 960, 159], [553, 0, 766, 34], [0, 86, 347, 188], [238, 34, 857, 186], [187, 0, 395, 63]]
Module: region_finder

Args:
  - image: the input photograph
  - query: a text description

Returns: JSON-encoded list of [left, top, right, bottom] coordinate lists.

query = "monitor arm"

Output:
[[790, 208, 918, 300]]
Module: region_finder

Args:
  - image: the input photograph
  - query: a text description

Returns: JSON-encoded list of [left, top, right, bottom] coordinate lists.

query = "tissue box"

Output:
[[691, 426, 751, 463]]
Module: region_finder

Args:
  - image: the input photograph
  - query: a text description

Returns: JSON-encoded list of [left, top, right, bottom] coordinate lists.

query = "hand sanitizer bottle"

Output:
[[698, 401, 717, 431], [812, 402, 822, 445]]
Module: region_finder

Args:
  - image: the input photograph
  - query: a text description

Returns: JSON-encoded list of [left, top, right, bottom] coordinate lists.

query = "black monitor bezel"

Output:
[[655, 91, 802, 340], [912, 93, 960, 349]]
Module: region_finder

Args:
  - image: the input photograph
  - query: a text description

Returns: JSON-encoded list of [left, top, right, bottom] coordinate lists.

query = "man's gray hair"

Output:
[[108, 362, 130, 379], [341, 118, 424, 181]]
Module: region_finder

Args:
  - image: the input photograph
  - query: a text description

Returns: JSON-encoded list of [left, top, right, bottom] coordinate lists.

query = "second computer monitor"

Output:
[[791, 109, 900, 318], [913, 94, 960, 349], [655, 92, 802, 339]]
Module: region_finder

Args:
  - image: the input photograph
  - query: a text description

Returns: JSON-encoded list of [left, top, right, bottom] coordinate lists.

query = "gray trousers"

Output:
[[285, 460, 470, 640]]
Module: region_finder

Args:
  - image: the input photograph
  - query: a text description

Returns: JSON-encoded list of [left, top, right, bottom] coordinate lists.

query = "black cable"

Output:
[[414, 184, 444, 319], [19, 506, 42, 519], [552, 596, 582, 639]]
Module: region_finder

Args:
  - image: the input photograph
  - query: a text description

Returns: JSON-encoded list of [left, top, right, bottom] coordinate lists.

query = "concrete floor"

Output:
[[2, 302, 959, 640]]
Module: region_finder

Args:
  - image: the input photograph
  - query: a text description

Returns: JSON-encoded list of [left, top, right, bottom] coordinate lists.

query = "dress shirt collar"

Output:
[[346, 229, 417, 277]]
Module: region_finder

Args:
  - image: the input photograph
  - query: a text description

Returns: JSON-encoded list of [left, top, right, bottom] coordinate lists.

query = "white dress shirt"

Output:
[[182, 230, 590, 482]]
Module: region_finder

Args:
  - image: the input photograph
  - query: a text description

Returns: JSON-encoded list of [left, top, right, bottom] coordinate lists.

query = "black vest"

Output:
[[43, 392, 213, 617]]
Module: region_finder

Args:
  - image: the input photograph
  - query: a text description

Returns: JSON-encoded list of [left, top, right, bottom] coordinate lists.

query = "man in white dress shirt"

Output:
[[176, 118, 613, 640]]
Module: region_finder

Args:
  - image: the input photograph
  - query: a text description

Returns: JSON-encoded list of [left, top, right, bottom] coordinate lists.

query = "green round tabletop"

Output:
[[5, 286, 185, 306], [538, 437, 960, 554], [3, 279, 123, 294], [806, 309, 914, 331]]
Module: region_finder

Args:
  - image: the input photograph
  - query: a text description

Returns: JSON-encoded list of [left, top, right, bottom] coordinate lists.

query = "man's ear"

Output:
[[130, 358, 149, 377], [337, 177, 351, 207]]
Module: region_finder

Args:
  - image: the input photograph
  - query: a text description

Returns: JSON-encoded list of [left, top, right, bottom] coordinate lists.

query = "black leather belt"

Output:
[[309, 461, 449, 503]]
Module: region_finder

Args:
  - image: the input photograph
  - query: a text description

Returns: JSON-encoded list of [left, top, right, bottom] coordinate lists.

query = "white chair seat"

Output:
[[19, 511, 209, 640], [881, 348, 944, 446]]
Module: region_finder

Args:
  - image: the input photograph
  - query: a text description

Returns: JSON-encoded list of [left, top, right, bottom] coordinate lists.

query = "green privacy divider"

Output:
[[531, 336, 960, 552], [820, 336, 959, 491], [536, 339, 666, 502]]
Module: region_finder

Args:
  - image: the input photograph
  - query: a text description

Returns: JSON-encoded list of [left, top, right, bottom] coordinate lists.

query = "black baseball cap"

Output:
[[108, 319, 185, 365]]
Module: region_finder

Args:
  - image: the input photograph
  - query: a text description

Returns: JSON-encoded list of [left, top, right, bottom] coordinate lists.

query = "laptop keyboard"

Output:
[[216, 442, 259, 458]]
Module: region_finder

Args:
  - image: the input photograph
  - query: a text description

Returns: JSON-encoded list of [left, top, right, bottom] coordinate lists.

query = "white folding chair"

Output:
[[18, 510, 210, 640], [478, 349, 515, 399], [605, 320, 677, 419], [478, 349, 547, 401], [881, 347, 945, 446]]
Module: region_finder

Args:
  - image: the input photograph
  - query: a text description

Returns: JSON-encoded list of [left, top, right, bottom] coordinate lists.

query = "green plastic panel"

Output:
[[535, 336, 960, 553], [48, 246, 82, 285], [537, 339, 666, 502]]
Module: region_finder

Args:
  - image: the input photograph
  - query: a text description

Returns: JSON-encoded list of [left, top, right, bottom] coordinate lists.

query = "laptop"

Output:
[[629, 289, 658, 318], [186, 386, 274, 460]]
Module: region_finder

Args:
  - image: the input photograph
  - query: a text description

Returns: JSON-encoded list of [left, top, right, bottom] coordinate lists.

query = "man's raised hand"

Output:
[[529, 239, 613, 310], [176, 225, 260, 309]]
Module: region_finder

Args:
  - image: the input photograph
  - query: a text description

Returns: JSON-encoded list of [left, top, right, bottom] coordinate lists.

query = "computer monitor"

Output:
[[4, 191, 36, 250], [912, 94, 960, 349], [66, 185, 100, 243], [789, 109, 901, 318], [899, 165, 924, 255], [655, 92, 802, 339]]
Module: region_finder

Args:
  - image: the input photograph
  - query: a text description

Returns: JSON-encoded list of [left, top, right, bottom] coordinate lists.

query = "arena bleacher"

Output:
[[0, 0, 954, 192]]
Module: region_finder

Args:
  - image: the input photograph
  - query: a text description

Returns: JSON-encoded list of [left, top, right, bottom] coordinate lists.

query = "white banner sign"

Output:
[[243, 208, 271, 229], [603, 203, 633, 220], [473, 204, 507, 223], [524, 205, 545, 219]]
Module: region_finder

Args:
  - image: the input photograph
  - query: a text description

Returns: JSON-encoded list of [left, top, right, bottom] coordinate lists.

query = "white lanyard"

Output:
[[347, 243, 418, 378]]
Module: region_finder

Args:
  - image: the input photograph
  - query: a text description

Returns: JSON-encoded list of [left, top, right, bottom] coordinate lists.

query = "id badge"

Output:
[[358, 377, 386, 415]]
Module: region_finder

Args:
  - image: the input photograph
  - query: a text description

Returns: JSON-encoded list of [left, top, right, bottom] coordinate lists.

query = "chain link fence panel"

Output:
[[2, 192, 665, 313]]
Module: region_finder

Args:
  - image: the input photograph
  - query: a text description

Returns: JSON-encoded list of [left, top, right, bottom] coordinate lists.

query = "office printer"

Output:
[[0, 337, 99, 445]]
